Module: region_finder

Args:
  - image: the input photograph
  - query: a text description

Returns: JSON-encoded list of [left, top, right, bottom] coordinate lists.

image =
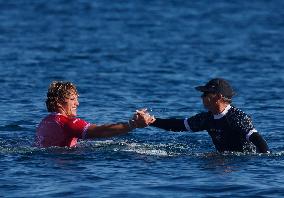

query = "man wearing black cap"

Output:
[[148, 78, 269, 153]]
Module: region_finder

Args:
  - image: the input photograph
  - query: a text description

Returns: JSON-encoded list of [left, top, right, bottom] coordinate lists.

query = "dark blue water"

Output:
[[0, 0, 284, 197]]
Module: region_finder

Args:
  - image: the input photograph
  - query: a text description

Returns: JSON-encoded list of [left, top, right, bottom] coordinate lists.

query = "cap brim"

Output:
[[195, 86, 209, 92]]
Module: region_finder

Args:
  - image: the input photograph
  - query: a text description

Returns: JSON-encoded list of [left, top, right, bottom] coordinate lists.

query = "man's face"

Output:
[[201, 92, 218, 111], [60, 91, 79, 117]]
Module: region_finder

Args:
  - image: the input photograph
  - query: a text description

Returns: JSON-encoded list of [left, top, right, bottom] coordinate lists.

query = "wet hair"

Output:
[[46, 81, 78, 112]]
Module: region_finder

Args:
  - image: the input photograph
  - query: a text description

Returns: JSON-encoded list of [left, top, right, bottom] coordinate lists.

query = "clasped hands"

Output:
[[129, 108, 155, 129]]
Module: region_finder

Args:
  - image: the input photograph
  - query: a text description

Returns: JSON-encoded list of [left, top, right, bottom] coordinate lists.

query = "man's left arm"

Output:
[[249, 132, 269, 153], [229, 110, 270, 153]]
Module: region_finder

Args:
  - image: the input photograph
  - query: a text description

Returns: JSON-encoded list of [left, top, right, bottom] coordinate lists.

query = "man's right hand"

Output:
[[130, 108, 155, 128]]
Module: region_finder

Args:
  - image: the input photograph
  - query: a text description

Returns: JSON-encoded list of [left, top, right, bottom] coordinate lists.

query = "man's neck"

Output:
[[211, 103, 230, 115], [56, 108, 68, 117], [213, 104, 231, 119]]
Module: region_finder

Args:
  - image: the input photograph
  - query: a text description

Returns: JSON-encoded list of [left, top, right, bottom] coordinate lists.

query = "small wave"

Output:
[[268, 151, 284, 157], [0, 124, 26, 132], [0, 145, 38, 154], [123, 147, 168, 156], [193, 150, 284, 158], [79, 139, 193, 157], [1, 138, 284, 158], [122, 142, 169, 156]]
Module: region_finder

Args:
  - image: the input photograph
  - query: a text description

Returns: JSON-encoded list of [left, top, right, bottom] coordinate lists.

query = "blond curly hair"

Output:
[[46, 81, 78, 112]]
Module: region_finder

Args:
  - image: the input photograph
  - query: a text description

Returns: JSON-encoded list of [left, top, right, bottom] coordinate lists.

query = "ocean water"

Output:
[[0, 0, 284, 197]]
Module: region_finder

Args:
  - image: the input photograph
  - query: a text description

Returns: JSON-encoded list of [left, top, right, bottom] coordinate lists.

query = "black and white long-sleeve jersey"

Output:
[[151, 105, 269, 153]]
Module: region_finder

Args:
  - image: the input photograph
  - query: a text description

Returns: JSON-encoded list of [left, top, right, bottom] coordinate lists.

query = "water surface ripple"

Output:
[[0, 0, 284, 197]]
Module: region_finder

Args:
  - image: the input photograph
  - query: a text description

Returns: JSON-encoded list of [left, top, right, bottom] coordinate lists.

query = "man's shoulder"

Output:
[[40, 113, 62, 122], [43, 113, 72, 125], [42, 113, 89, 127], [64, 117, 89, 128], [227, 106, 252, 121], [228, 106, 248, 115]]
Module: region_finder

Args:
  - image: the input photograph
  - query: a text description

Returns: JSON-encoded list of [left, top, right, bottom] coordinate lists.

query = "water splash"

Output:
[[0, 138, 283, 158]]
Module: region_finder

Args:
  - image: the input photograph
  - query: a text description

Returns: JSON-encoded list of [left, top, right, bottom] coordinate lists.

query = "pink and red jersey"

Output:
[[35, 113, 90, 147]]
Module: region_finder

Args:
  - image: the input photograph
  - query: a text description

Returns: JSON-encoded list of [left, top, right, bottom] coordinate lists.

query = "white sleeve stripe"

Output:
[[82, 123, 91, 139], [246, 129, 258, 141], [184, 118, 192, 132]]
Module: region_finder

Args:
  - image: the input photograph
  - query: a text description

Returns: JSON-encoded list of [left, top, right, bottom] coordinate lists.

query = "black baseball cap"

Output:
[[195, 78, 235, 99]]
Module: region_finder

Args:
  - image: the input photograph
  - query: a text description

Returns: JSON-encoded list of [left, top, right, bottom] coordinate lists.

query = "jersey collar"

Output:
[[213, 104, 231, 119]]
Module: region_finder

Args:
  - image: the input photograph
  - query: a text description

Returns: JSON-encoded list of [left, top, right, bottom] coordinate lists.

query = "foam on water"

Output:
[[1, 138, 282, 158]]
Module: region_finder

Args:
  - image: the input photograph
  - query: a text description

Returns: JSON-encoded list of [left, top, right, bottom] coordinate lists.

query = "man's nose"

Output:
[[75, 99, 79, 106]]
